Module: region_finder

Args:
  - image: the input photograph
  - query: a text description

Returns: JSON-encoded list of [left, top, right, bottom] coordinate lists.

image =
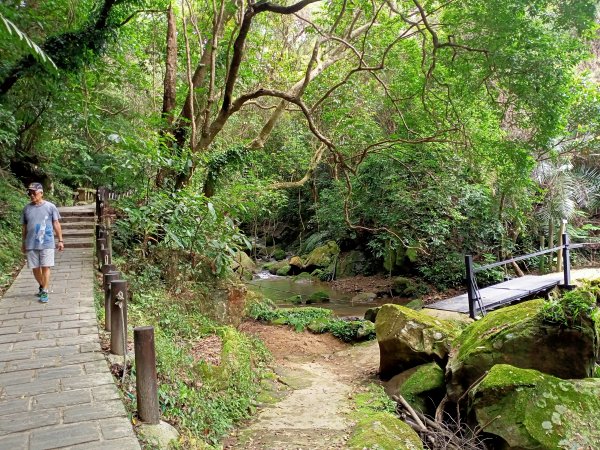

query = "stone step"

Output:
[[61, 222, 95, 230], [60, 210, 95, 217], [63, 238, 93, 248], [62, 228, 94, 238], [59, 215, 94, 223]]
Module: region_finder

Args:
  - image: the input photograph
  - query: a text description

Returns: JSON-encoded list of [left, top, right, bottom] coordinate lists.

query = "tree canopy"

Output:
[[1, 0, 599, 286]]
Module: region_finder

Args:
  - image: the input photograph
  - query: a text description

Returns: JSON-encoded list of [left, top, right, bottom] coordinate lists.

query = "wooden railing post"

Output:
[[563, 232, 572, 288], [110, 280, 128, 355], [465, 255, 477, 319], [134, 326, 160, 424], [103, 271, 120, 331]]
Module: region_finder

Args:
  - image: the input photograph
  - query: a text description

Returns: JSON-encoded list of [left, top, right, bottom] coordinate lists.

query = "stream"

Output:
[[247, 271, 409, 318]]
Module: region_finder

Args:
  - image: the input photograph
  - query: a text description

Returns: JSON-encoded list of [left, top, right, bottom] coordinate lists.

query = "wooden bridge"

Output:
[[428, 234, 592, 318]]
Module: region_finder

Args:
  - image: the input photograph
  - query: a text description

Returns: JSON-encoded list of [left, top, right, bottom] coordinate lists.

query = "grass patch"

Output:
[[246, 296, 376, 342]]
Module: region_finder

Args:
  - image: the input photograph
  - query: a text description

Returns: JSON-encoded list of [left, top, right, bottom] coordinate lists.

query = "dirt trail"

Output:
[[226, 322, 380, 449]]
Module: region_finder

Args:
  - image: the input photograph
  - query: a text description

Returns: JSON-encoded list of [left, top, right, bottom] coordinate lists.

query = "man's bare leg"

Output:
[[32, 267, 44, 287], [40, 267, 50, 290]]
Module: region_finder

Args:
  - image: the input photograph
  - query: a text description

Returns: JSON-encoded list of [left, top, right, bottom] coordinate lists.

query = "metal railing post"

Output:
[[563, 232, 572, 288], [465, 255, 476, 319], [110, 280, 128, 355], [134, 326, 160, 424]]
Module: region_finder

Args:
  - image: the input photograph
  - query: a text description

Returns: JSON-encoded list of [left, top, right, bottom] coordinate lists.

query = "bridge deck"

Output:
[[428, 273, 564, 314]]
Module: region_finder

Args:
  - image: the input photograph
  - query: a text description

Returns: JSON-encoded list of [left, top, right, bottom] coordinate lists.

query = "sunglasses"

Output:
[[27, 190, 40, 195]]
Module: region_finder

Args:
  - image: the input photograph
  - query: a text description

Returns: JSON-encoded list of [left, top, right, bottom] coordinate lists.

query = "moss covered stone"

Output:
[[276, 265, 291, 276], [263, 260, 289, 275], [470, 364, 600, 449], [446, 299, 598, 402], [399, 363, 445, 416], [308, 291, 330, 303], [303, 241, 340, 270], [376, 304, 460, 379], [348, 385, 423, 450]]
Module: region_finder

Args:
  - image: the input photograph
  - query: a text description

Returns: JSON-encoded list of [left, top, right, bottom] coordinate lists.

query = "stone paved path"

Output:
[[0, 205, 140, 450]]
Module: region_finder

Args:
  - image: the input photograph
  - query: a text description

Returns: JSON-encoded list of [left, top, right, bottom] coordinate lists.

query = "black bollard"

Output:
[[103, 271, 120, 332]]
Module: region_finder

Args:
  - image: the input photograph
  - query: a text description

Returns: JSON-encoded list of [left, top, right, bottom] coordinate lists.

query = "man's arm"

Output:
[[21, 224, 27, 253], [53, 220, 64, 251]]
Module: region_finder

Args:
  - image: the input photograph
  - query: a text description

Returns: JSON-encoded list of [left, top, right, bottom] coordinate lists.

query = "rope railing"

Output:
[[465, 233, 594, 320]]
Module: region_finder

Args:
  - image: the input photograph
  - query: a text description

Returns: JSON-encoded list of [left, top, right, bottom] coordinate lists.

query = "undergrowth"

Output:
[[540, 282, 600, 328], [246, 295, 376, 342], [0, 171, 25, 293], [94, 267, 272, 448]]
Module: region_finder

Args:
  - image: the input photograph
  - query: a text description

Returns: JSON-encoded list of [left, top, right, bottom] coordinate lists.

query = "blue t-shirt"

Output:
[[21, 201, 61, 250]]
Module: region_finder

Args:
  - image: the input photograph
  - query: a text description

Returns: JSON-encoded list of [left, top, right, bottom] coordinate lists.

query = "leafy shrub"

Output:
[[0, 172, 25, 291], [540, 283, 599, 328]]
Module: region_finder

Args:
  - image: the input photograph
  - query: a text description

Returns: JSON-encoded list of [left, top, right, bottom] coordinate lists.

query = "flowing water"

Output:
[[247, 271, 407, 318]]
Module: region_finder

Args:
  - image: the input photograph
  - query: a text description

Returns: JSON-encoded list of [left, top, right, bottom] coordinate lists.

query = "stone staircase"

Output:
[[59, 205, 95, 249]]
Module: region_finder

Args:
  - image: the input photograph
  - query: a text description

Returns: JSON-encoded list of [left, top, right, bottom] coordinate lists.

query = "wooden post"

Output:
[[101, 264, 117, 276], [134, 326, 160, 424], [110, 280, 128, 355], [465, 255, 477, 319], [563, 232, 572, 288], [556, 219, 566, 272], [103, 271, 120, 331], [99, 249, 111, 270], [538, 235, 546, 273]]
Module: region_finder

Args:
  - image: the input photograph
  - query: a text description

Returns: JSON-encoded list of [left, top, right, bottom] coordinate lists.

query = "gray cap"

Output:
[[27, 182, 43, 192]]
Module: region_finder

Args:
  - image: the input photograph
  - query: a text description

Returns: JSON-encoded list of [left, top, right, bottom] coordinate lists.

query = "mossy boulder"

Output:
[[336, 250, 368, 278], [263, 260, 288, 275], [470, 364, 600, 449], [275, 265, 291, 276], [351, 292, 377, 303], [289, 256, 304, 271], [272, 247, 287, 261], [303, 240, 340, 270], [307, 291, 330, 303], [347, 411, 424, 450], [348, 386, 424, 450], [391, 276, 428, 298], [364, 307, 381, 323], [231, 251, 256, 280], [446, 299, 598, 402], [385, 363, 445, 416], [376, 304, 461, 379]]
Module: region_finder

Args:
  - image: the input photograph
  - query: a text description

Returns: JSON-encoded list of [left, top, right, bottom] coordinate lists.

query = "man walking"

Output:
[[21, 182, 64, 303]]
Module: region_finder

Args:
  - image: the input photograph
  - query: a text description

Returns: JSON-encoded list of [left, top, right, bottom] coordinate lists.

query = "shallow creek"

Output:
[[247, 271, 409, 318]]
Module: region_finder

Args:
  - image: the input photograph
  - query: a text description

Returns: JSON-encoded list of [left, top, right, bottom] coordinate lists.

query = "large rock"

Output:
[[347, 412, 424, 450], [336, 250, 368, 278], [303, 241, 340, 270], [232, 251, 256, 280], [376, 304, 460, 379], [470, 364, 600, 449], [385, 362, 445, 416], [446, 299, 598, 402]]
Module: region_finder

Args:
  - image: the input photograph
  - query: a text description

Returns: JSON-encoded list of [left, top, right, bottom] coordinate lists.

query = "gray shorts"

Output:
[[26, 249, 55, 268]]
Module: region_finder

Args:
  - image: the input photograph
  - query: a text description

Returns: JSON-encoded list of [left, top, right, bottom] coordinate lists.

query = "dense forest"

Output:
[[2, 0, 599, 288], [1, 0, 600, 447]]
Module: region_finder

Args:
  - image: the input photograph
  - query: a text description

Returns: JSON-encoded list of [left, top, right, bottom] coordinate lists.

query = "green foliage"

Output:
[[247, 298, 376, 342], [0, 172, 24, 290], [115, 187, 250, 279], [540, 284, 599, 328], [107, 272, 271, 447], [0, 12, 57, 71]]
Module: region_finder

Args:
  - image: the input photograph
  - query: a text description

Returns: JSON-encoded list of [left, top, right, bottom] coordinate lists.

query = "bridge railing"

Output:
[[465, 233, 587, 319]]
